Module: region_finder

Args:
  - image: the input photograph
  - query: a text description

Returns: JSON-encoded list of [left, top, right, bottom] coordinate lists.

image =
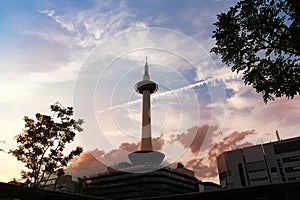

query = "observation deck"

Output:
[[135, 80, 158, 94]]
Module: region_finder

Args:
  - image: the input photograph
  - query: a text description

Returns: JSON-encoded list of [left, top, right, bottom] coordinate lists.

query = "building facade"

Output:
[[42, 175, 77, 193], [81, 164, 199, 199], [217, 136, 300, 188]]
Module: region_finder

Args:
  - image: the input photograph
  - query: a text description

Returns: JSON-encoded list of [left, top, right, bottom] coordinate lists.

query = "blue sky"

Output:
[[1, 0, 300, 183]]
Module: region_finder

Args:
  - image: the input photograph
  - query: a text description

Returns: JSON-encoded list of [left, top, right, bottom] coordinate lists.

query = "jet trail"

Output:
[[98, 78, 213, 114]]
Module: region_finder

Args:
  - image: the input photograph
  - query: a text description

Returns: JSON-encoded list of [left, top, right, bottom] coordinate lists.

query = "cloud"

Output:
[[223, 75, 300, 141], [186, 158, 219, 178], [39, 9, 74, 32], [119, 142, 139, 152], [209, 130, 256, 158], [67, 125, 256, 182], [118, 134, 165, 152], [66, 149, 107, 178], [176, 124, 218, 155], [152, 135, 165, 150], [67, 134, 165, 178], [185, 129, 256, 179], [40, 9, 55, 17]]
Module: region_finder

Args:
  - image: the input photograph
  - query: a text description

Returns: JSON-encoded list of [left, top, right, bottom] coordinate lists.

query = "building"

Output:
[[136, 181, 300, 200], [2, 180, 300, 200], [198, 181, 221, 192], [81, 164, 199, 199], [41, 175, 77, 193], [217, 136, 300, 189], [1, 182, 106, 200]]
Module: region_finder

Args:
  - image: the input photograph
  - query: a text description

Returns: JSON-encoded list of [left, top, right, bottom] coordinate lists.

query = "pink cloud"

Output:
[[177, 124, 218, 155], [67, 126, 256, 182], [256, 96, 300, 126], [118, 135, 165, 152], [67, 135, 166, 178], [66, 149, 107, 178], [119, 142, 139, 152], [152, 134, 165, 150], [185, 130, 256, 179]]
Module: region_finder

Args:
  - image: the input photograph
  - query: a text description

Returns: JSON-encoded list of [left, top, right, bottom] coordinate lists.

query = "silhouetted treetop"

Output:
[[211, 0, 300, 103], [9, 102, 84, 189]]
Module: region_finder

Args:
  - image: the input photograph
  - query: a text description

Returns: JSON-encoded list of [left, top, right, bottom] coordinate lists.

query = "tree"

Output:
[[211, 0, 300, 103], [9, 102, 84, 189]]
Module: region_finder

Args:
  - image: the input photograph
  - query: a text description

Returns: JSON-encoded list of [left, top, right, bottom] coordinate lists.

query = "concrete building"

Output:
[[42, 175, 77, 193], [81, 164, 199, 199], [198, 181, 221, 192], [217, 136, 300, 189]]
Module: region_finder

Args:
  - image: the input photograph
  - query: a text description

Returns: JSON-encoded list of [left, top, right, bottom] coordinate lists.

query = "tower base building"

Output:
[[81, 164, 199, 199]]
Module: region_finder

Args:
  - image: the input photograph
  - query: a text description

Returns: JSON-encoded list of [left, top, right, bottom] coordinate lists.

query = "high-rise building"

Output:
[[217, 136, 300, 189]]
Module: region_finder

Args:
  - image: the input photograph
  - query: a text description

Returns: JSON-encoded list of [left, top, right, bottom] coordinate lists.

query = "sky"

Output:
[[1, 0, 300, 184]]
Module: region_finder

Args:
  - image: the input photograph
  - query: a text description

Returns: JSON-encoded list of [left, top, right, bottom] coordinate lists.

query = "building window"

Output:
[[287, 177, 300, 181], [250, 177, 268, 182], [282, 156, 300, 163], [247, 160, 266, 172], [277, 159, 282, 167], [285, 166, 300, 173], [270, 167, 277, 173]]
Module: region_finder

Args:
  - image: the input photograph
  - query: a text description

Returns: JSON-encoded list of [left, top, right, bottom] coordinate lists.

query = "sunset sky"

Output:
[[1, 0, 299, 184]]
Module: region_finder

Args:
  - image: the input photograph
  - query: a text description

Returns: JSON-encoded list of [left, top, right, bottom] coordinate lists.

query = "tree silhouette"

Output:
[[211, 0, 300, 103], [9, 102, 84, 189]]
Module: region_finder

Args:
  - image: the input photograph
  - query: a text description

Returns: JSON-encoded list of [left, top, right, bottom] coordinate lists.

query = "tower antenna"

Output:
[[276, 130, 281, 141]]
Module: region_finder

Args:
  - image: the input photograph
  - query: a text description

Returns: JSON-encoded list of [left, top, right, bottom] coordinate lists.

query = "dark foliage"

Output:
[[9, 102, 84, 189], [211, 0, 300, 102]]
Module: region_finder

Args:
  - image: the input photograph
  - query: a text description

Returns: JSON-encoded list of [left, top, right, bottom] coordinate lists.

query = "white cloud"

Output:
[[39, 9, 74, 32], [40, 9, 55, 17]]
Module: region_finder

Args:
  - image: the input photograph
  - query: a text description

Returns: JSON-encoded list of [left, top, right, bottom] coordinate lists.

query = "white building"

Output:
[[217, 136, 300, 188]]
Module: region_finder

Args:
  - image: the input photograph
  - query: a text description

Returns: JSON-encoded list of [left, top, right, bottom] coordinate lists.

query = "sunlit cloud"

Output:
[[66, 125, 256, 182]]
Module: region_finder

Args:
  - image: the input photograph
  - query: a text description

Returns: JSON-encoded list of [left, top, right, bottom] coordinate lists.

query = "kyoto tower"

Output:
[[128, 58, 165, 166], [135, 58, 157, 151]]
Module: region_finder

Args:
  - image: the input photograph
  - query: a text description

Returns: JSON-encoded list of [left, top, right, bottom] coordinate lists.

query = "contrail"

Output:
[[153, 78, 214, 100], [98, 99, 141, 114], [98, 78, 213, 114]]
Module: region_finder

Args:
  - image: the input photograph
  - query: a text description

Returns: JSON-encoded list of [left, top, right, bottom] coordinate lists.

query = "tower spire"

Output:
[[143, 57, 150, 80]]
